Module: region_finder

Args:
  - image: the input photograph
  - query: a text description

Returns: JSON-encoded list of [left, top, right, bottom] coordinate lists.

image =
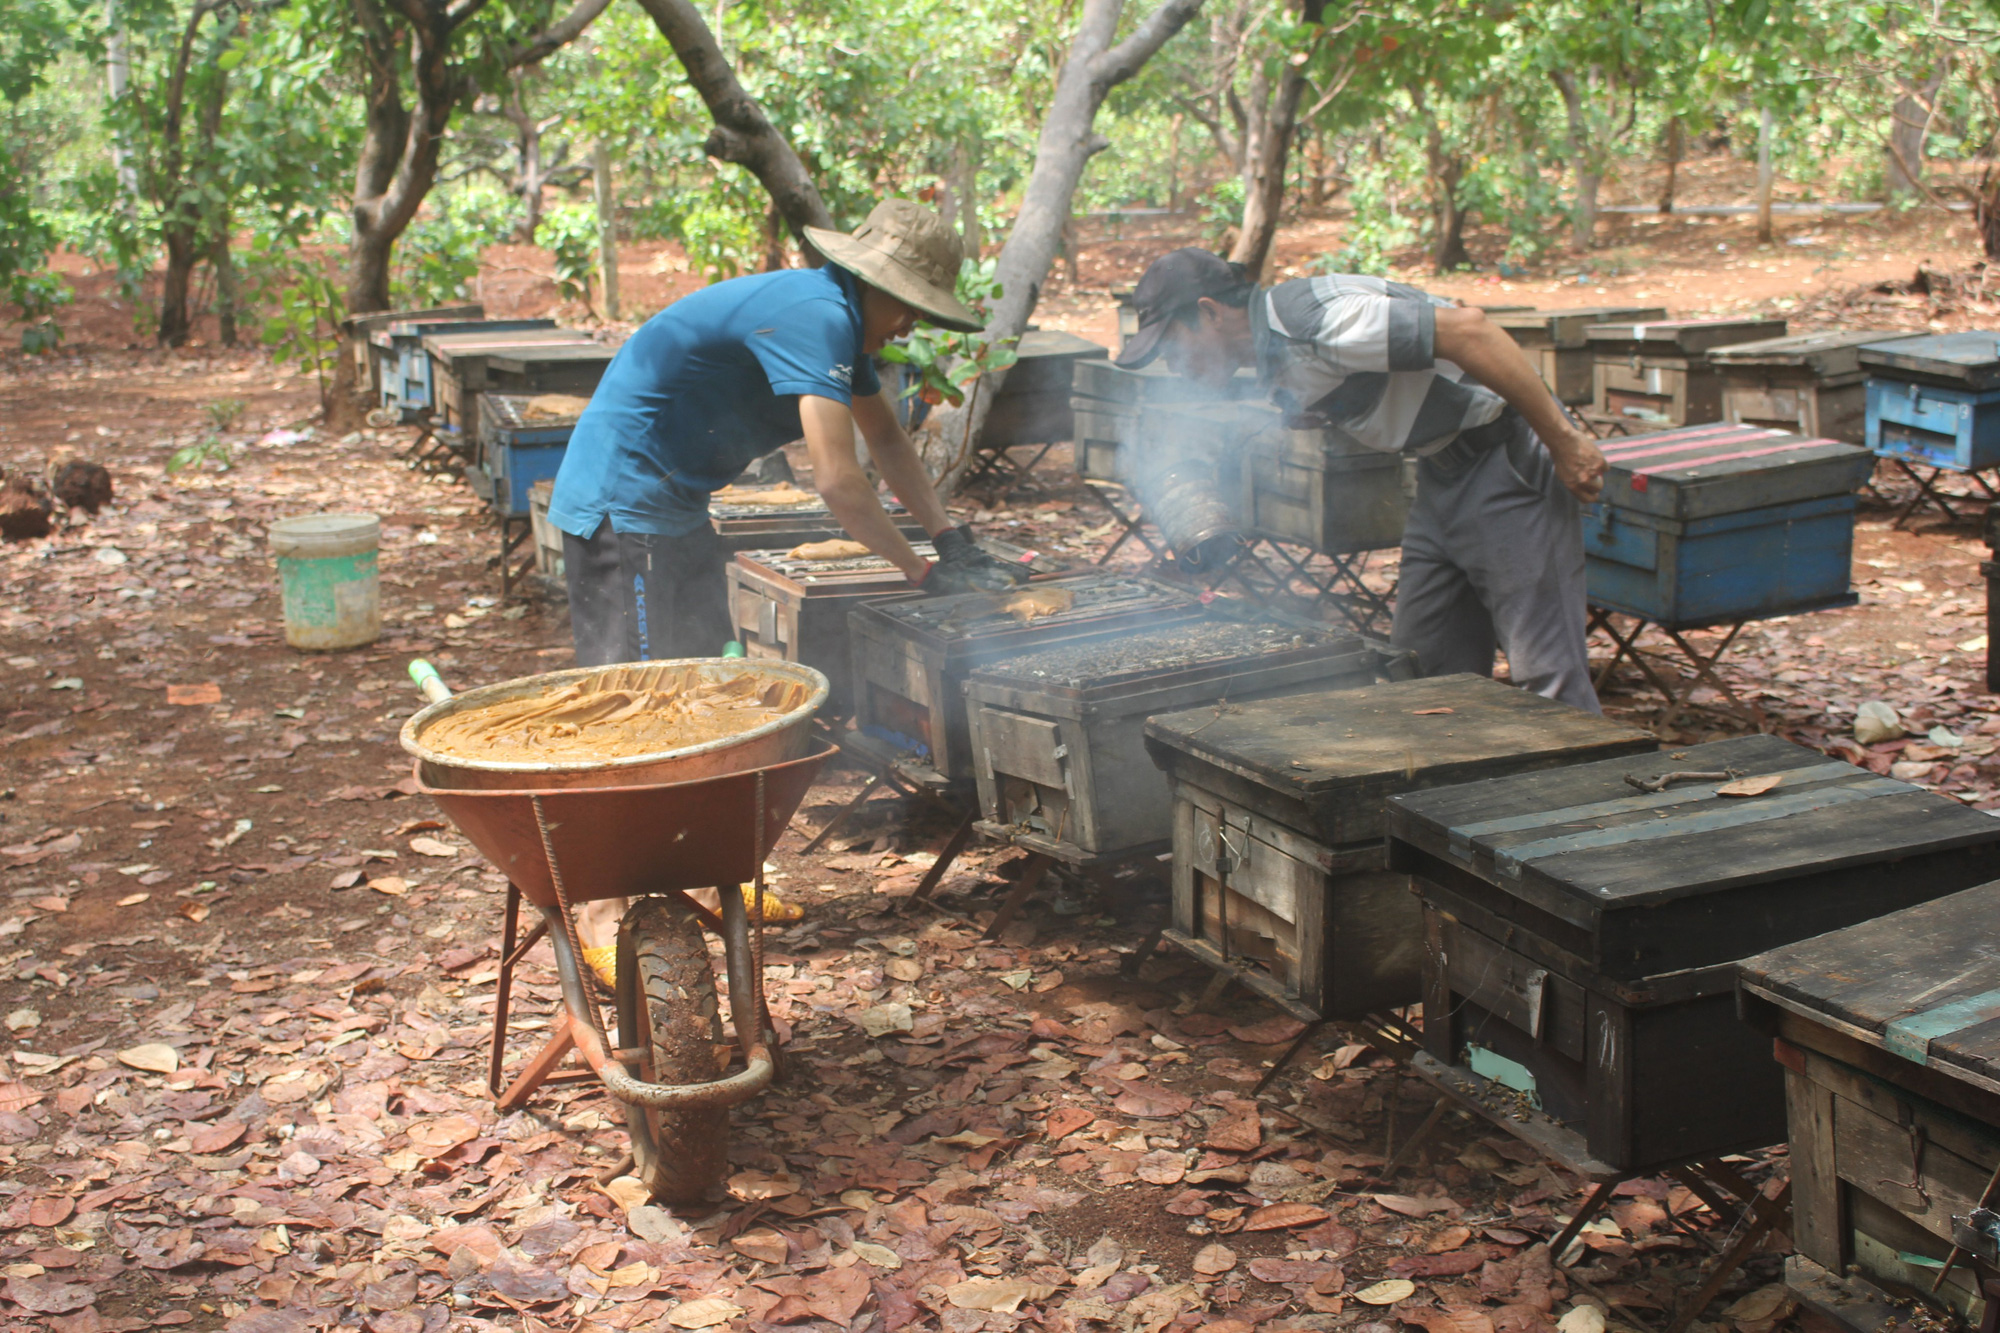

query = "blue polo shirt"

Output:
[[548, 264, 882, 538]]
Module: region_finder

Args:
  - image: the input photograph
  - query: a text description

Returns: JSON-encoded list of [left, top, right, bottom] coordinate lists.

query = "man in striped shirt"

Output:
[[1116, 250, 1607, 711]]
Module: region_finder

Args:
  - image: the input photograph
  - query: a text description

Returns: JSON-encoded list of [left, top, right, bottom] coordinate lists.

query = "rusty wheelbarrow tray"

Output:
[[400, 657, 835, 1203]]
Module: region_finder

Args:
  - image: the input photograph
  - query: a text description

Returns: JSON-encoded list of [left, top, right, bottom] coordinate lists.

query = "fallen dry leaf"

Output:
[[1373, 1192, 1461, 1217], [1355, 1278, 1418, 1305], [407, 836, 457, 857], [165, 682, 222, 705], [116, 1042, 178, 1074], [1046, 1106, 1094, 1139], [406, 1113, 479, 1157], [1243, 1202, 1331, 1230], [944, 1278, 1059, 1313], [1192, 1242, 1238, 1275], [730, 1227, 789, 1265], [666, 1297, 744, 1329], [1715, 773, 1783, 797]]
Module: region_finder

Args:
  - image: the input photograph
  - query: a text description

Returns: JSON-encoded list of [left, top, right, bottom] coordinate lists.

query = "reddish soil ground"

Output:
[[0, 163, 1993, 1333]]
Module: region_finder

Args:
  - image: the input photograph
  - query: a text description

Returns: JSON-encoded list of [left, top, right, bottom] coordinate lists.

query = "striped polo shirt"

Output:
[[1250, 275, 1507, 456]]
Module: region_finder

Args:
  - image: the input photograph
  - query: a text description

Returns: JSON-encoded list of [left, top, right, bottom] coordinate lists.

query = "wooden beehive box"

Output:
[[984, 330, 1108, 450], [1491, 306, 1667, 405], [965, 611, 1381, 858], [1739, 882, 2000, 1326], [1239, 413, 1413, 555], [847, 573, 1205, 780], [1709, 331, 1909, 443], [423, 329, 599, 432], [1069, 361, 1261, 482], [345, 303, 481, 399], [706, 484, 925, 553], [1143, 675, 1654, 1020], [1583, 423, 1874, 627], [1862, 333, 2000, 472], [727, 538, 1068, 714], [1152, 676, 1648, 1016], [1387, 733, 2000, 1173], [375, 318, 553, 420], [1587, 317, 1788, 427]]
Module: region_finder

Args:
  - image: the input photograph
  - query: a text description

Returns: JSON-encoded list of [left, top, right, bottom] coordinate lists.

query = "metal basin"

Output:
[[417, 738, 836, 909], [400, 658, 829, 791]]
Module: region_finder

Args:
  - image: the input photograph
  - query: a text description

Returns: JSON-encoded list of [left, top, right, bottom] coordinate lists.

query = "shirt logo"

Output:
[[830, 363, 853, 387]]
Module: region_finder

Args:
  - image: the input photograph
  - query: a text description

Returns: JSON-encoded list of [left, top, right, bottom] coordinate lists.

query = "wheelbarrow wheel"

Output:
[[615, 895, 729, 1206]]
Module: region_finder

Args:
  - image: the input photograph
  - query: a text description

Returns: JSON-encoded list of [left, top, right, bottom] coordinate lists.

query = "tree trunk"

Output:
[[1550, 68, 1600, 250], [1227, 0, 1321, 278], [158, 231, 197, 347], [923, 0, 1204, 493], [211, 222, 237, 347], [1887, 62, 1948, 198], [1756, 106, 1774, 244], [631, 0, 835, 251], [1431, 167, 1469, 272], [1657, 115, 1683, 214], [953, 138, 982, 258], [329, 0, 610, 422]]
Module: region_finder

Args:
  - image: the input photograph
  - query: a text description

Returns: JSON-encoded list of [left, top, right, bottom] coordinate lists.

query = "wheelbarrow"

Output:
[[400, 658, 834, 1204]]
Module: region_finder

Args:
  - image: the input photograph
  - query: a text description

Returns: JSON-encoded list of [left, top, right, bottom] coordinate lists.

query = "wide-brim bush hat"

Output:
[[806, 200, 984, 333]]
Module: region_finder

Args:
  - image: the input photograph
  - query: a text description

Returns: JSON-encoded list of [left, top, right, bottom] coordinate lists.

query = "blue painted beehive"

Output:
[[1582, 423, 1874, 627], [472, 393, 582, 517], [1861, 333, 2000, 472], [372, 318, 556, 421]]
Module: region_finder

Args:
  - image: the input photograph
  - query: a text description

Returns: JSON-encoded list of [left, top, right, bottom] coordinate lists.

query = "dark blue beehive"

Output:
[[1582, 423, 1874, 627], [371, 318, 555, 422]]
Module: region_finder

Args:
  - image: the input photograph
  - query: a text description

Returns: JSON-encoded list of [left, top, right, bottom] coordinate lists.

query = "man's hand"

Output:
[[1547, 427, 1608, 504], [918, 526, 1029, 595]]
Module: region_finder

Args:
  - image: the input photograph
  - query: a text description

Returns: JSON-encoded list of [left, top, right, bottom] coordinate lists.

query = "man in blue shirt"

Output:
[[550, 199, 1023, 665]]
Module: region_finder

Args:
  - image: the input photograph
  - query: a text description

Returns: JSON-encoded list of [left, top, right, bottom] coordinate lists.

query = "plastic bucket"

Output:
[[270, 513, 381, 651]]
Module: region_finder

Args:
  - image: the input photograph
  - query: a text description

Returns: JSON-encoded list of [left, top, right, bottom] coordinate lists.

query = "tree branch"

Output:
[[504, 0, 612, 69], [1096, 0, 1207, 86]]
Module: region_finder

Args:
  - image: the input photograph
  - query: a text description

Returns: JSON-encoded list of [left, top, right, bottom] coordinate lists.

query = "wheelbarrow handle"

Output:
[[408, 658, 452, 705]]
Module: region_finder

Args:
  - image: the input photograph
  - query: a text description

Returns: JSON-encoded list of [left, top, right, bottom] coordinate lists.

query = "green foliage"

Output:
[[243, 234, 343, 400], [875, 257, 1018, 407], [535, 199, 599, 302], [395, 188, 512, 306], [166, 436, 234, 473], [204, 397, 247, 431]]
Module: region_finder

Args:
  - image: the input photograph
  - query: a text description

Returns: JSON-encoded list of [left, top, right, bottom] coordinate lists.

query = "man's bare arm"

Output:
[[799, 394, 928, 580], [850, 387, 954, 537], [1433, 306, 1606, 504]]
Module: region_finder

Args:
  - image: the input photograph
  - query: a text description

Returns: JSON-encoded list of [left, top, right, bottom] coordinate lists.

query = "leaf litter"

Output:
[[0, 344, 1863, 1333]]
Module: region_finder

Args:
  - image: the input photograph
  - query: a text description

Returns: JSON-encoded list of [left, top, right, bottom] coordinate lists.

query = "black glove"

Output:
[[920, 525, 1030, 595]]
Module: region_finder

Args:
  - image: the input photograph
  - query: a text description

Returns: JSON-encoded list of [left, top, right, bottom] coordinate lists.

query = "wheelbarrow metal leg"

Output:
[[496, 1010, 580, 1112]]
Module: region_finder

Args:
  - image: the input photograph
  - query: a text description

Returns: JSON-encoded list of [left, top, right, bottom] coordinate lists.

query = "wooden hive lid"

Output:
[[1705, 329, 1909, 374], [1583, 317, 1788, 353], [1388, 734, 2000, 913], [1592, 422, 1873, 519], [1143, 674, 1652, 804], [1739, 881, 2000, 1096], [1014, 330, 1111, 361], [1858, 331, 2000, 390]]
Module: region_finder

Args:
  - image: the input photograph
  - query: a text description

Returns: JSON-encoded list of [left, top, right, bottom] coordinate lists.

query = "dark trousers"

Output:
[[563, 520, 733, 667]]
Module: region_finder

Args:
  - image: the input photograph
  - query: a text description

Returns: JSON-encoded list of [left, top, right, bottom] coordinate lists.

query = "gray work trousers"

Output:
[[1390, 421, 1600, 713]]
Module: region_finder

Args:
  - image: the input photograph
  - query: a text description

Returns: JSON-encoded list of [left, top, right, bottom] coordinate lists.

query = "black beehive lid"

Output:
[[1739, 881, 2000, 1097], [1143, 674, 1654, 847], [1387, 734, 2000, 982]]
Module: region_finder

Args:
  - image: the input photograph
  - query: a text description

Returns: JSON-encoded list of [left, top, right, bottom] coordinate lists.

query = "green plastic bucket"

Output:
[[270, 513, 381, 651]]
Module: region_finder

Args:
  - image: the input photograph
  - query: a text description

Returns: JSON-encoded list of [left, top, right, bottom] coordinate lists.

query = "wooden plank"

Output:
[[979, 708, 1068, 789], [1787, 1065, 1846, 1271], [1739, 881, 2000, 1090], [1858, 332, 2000, 390], [1832, 1091, 1995, 1241], [1143, 673, 1654, 846]]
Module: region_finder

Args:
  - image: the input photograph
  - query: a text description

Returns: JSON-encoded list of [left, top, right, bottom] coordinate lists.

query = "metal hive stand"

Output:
[[1406, 1050, 1793, 1333]]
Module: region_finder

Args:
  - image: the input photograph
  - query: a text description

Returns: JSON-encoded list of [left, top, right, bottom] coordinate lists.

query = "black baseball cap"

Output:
[[1114, 248, 1250, 369]]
